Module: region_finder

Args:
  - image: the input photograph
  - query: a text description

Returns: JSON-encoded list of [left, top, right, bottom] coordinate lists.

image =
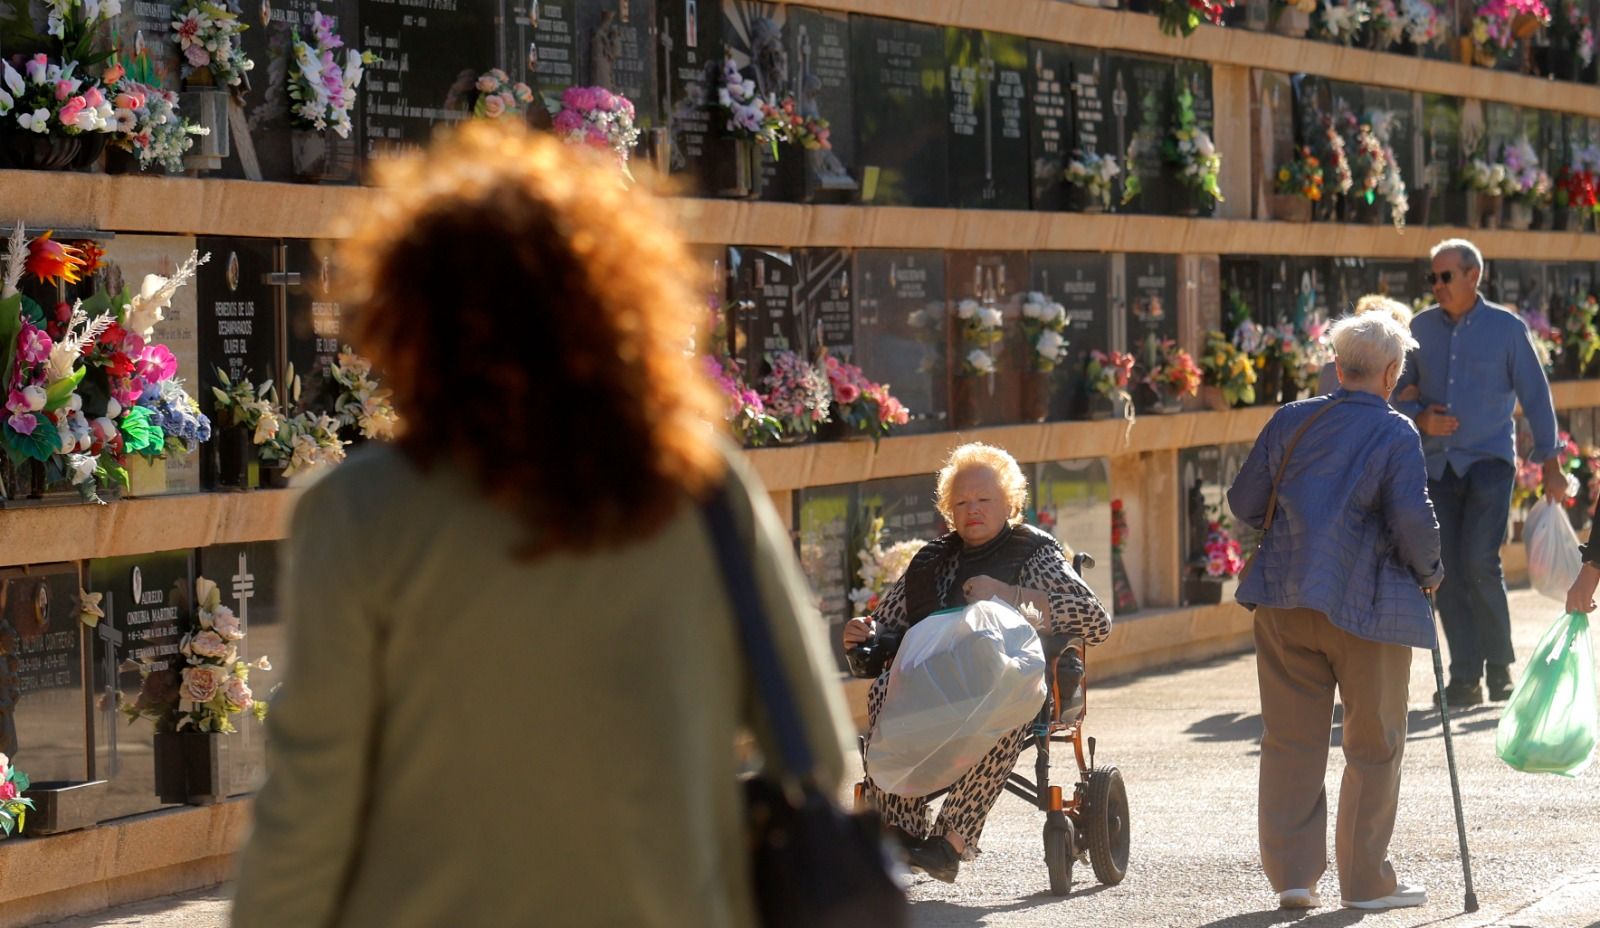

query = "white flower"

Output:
[[907, 309, 929, 328], [254, 656, 272, 671], [20, 385, 45, 411], [66, 453, 96, 485], [17, 109, 51, 134], [187, 630, 229, 660], [1, 63, 22, 98], [195, 576, 221, 613], [209, 606, 243, 641], [966, 349, 995, 374], [1036, 330, 1066, 362], [978, 307, 1004, 329], [956, 299, 979, 320]]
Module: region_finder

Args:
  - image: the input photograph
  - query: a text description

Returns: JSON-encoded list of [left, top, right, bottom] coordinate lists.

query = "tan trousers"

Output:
[[1254, 606, 1412, 902]]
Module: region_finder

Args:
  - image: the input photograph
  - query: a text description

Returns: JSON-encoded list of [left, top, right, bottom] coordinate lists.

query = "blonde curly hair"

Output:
[[934, 443, 1029, 529]]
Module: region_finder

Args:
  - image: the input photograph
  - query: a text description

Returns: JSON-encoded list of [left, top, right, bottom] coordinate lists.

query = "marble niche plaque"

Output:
[[1030, 252, 1111, 420], [945, 29, 1030, 210], [196, 237, 281, 489], [727, 247, 800, 379], [852, 250, 948, 435], [283, 239, 347, 416], [195, 541, 283, 795], [795, 248, 853, 361], [786, 6, 858, 202], [658, 0, 726, 195], [360, 0, 496, 160], [221, 0, 361, 183], [947, 251, 1028, 426], [1028, 40, 1072, 211], [88, 549, 195, 820], [99, 235, 204, 496], [1122, 254, 1178, 369], [0, 564, 89, 784], [852, 15, 948, 207]]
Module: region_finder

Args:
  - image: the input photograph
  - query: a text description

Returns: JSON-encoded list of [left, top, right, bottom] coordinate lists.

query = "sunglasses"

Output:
[[1426, 271, 1460, 286]]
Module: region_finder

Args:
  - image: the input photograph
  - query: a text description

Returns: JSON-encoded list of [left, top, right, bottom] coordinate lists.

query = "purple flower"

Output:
[[7, 412, 36, 436]]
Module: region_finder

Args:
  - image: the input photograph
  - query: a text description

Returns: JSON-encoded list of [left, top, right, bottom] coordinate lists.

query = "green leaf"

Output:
[[0, 293, 23, 396], [19, 295, 45, 327], [119, 406, 163, 455], [43, 368, 86, 412], [12, 770, 28, 793], [78, 289, 115, 319], [2, 419, 60, 463]]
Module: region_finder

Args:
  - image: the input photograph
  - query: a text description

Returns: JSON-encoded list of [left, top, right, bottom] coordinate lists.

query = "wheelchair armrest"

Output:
[[844, 630, 903, 679]]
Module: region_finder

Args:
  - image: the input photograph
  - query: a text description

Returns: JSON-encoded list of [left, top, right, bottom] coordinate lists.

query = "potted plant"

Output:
[[1199, 330, 1258, 410], [1314, 0, 1374, 44], [285, 10, 374, 183], [759, 349, 832, 443], [1502, 138, 1553, 230], [0, 56, 116, 170], [1268, 147, 1323, 223], [1085, 350, 1136, 421], [1143, 340, 1201, 413], [1020, 292, 1069, 422], [705, 354, 781, 447], [1164, 87, 1224, 215], [0, 754, 35, 839], [819, 353, 910, 443], [1150, 0, 1237, 35], [952, 298, 1005, 429], [1064, 151, 1121, 214], [121, 576, 272, 805]]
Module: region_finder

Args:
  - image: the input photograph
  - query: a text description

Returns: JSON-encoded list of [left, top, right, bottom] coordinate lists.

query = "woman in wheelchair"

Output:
[[842, 443, 1111, 883]]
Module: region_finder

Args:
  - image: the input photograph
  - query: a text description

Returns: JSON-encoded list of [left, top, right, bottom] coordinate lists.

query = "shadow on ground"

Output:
[[1183, 704, 1504, 749], [1192, 908, 1368, 928]]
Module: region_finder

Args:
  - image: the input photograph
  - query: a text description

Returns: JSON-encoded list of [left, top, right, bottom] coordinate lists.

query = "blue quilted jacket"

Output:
[[1228, 390, 1444, 650]]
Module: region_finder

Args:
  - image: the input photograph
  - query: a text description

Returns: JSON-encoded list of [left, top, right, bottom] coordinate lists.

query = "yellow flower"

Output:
[[1278, 168, 1291, 182]]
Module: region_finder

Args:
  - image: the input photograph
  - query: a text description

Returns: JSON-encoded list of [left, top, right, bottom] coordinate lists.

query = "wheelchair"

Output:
[[851, 552, 1130, 897]]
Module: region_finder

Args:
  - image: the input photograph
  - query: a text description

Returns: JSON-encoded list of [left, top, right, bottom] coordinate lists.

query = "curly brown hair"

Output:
[[340, 122, 724, 559]]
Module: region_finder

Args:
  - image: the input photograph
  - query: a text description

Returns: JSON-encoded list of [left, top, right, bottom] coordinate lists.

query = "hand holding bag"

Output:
[[702, 485, 910, 928]]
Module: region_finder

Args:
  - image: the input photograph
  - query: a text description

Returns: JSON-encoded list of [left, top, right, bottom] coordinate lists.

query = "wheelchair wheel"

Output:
[[1085, 766, 1129, 885], [1043, 814, 1075, 897]]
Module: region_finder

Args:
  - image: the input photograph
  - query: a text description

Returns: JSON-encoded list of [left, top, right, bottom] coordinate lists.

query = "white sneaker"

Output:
[[1278, 888, 1321, 909], [1342, 883, 1427, 909]]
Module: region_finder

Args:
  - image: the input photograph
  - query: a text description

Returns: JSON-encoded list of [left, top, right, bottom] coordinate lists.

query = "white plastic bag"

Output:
[[1527, 497, 1583, 603], [865, 599, 1047, 798]]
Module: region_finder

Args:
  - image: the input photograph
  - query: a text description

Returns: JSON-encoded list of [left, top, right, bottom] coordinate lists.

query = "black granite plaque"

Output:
[[1291, 257, 1332, 328], [495, 1, 538, 89], [1221, 257, 1264, 327], [945, 29, 1029, 210], [283, 239, 346, 416], [1066, 47, 1112, 203], [1178, 444, 1222, 604], [852, 250, 948, 435], [948, 251, 1028, 425], [1258, 256, 1295, 325], [1330, 257, 1371, 317], [1108, 54, 1172, 215], [222, 0, 361, 182], [1291, 73, 1332, 152], [852, 15, 947, 207], [1030, 252, 1111, 420], [0, 564, 88, 784], [728, 247, 800, 378], [1029, 41, 1072, 211], [88, 549, 194, 820], [195, 541, 282, 795], [1174, 59, 1215, 217], [1372, 88, 1417, 228], [112, 0, 183, 91], [723, 1, 801, 202], [1485, 101, 1521, 161], [577, 0, 656, 121], [795, 249, 853, 360], [1030, 458, 1112, 597], [1491, 259, 1526, 308], [659, 0, 724, 195], [1124, 254, 1178, 368], [197, 237, 280, 489], [531, 0, 580, 95], [1421, 94, 1465, 227], [786, 7, 858, 203], [1370, 260, 1421, 304], [1543, 109, 1567, 200], [795, 484, 853, 669], [860, 474, 944, 550], [360, 0, 493, 160]]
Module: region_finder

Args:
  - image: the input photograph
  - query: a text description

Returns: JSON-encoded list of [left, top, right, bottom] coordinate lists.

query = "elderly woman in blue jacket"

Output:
[[1227, 306, 1444, 914]]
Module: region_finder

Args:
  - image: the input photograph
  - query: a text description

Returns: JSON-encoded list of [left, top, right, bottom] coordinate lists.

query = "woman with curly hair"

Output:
[[842, 442, 1111, 883], [231, 124, 853, 928]]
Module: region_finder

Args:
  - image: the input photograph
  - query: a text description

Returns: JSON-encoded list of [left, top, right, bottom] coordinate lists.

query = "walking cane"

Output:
[[1425, 590, 1479, 914]]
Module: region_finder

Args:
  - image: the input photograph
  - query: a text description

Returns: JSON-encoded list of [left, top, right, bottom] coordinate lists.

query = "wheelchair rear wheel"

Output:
[[1086, 766, 1130, 885], [1043, 813, 1075, 896]]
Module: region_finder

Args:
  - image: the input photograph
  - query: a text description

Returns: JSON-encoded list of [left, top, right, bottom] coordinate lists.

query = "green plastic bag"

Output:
[[1495, 612, 1598, 777]]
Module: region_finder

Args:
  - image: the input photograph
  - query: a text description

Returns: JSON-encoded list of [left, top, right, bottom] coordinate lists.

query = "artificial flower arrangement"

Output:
[[1085, 349, 1137, 398], [0, 227, 211, 502], [471, 68, 535, 120], [0, 55, 114, 139], [1520, 303, 1560, 374], [209, 366, 279, 451], [705, 353, 781, 447], [821, 353, 909, 442], [1145, 339, 1203, 401], [1463, 155, 1517, 196], [1564, 293, 1600, 373], [104, 53, 210, 173], [1344, 118, 1389, 211], [1200, 330, 1258, 407], [1316, 0, 1374, 43], [287, 9, 375, 139], [1364, 111, 1409, 230], [955, 298, 1005, 376], [759, 349, 832, 439], [1560, 0, 1597, 70], [1020, 292, 1069, 372], [0, 753, 32, 836], [552, 86, 642, 176], [1203, 516, 1245, 578], [1151, 0, 1237, 37], [1503, 137, 1554, 206], [1274, 146, 1325, 203], [1301, 317, 1335, 386], [1315, 114, 1355, 203], [848, 515, 926, 617], [1556, 148, 1600, 219], [120, 576, 270, 733], [327, 348, 398, 442], [1471, 0, 1551, 60], [171, 0, 254, 89], [1164, 87, 1223, 206], [1064, 150, 1121, 211], [29, 0, 119, 68], [713, 51, 829, 158], [1370, 0, 1444, 47], [251, 364, 347, 478]]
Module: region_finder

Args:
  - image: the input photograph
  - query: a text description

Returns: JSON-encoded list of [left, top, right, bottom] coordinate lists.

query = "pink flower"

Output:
[[6, 413, 36, 436], [476, 74, 497, 94], [57, 97, 85, 125], [83, 86, 104, 108], [135, 345, 177, 383], [180, 665, 223, 703], [481, 94, 506, 118], [0, 782, 17, 802], [114, 91, 144, 112], [836, 381, 860, 404], [223, 677, 253, 710], [17, 325, 51, 364], [553, 109, 584, 133], [4, 390, 28, 416], [185, 45, 211, 68]]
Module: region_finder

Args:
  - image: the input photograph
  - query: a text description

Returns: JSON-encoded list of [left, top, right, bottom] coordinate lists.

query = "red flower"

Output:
[[25, 232, 87, 286], [106, 354, 135, 377]]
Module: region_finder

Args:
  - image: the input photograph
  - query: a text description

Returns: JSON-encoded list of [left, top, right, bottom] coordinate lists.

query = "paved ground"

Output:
[[46, 590, 1600, 927]]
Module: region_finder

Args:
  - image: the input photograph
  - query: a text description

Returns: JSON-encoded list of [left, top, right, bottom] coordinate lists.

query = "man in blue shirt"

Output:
[[1393, 239, 1567, 707]]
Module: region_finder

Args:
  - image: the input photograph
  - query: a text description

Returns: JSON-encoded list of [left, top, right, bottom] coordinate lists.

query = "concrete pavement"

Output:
[[42, 590, 1600, 927]]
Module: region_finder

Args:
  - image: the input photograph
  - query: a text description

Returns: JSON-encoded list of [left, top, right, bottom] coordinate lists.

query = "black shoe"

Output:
[[1487, 664, 1515, 701], [885, 825, 920, 856], [907, 836, 961, 883], [1435, 679, 1484, 708]]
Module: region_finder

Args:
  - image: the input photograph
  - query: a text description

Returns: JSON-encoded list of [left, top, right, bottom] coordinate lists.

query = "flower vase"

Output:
[[1087, 391, 1131, 421], [720, 138, 765, 200], [1182, 576, 1225, 606], [1481, 194, 1503, 229], [1506, 200, 1535, 230], [1021, 370, 1054, 423], [0, 458, 48, 506], [1154, 384, 1185, 414], [1265, 193, 1312, 223], [259, 462, 290, 489], [0, 132, 81, 171], [178, 88, 231, 174], [290, 129, 357, 184], [1199, 384, 1231, 412], [951, 373, 992, 430], [70, 133, 106, 172], [817, 412, 867, 443], [103, 146, 140, 175], [25, 780, 108, 835], [774, 427, 811, 446], [213, 424, 251, 490], [153, 731, 231, 806], [1069, 185, 1106, 214]]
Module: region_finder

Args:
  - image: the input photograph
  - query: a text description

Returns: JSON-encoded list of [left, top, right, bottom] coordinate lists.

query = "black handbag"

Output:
[[701, 485, 910, 928]]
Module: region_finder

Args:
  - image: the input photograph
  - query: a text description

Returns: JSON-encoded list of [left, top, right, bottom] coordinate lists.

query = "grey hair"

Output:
[[1331, 309, 1418, 381], [1430, 238, 1486, 281]]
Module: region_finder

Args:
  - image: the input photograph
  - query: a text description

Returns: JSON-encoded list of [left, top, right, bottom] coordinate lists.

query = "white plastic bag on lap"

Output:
[[1527, 497, 1583, 603], [865, 599, 1047, 798]]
